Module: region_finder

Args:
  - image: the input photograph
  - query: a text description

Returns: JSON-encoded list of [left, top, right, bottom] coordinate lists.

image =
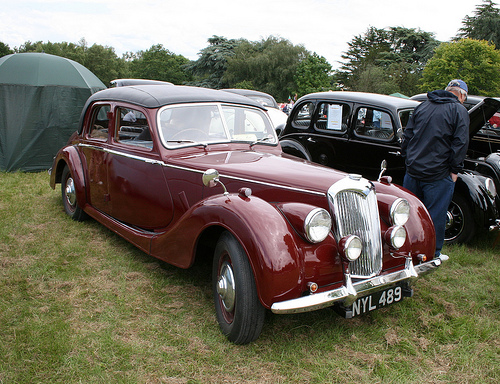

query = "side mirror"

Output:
[[202, 169, 228, 195], [378, 160, 387, 182]]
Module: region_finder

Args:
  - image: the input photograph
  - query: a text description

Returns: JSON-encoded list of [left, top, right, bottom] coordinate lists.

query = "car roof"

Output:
[[297, 91, 420, 110], [411, 93, 487, 109], [110, 78, 174, 87], [221, 88, 279, 108], [85, 85, 266, 110]]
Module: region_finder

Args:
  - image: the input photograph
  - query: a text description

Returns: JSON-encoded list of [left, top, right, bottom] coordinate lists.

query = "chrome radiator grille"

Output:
[[328, 175, 383, 278]]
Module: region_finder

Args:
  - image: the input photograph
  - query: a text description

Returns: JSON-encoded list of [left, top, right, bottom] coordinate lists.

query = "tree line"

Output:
[[1, 0, 499, 100]]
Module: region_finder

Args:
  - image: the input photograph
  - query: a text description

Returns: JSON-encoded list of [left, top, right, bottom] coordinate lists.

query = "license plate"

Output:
[[335, 285, 406, 318]]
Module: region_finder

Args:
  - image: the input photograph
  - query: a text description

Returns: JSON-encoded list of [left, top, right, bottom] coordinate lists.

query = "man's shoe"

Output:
[[438, 253, 449, 261]]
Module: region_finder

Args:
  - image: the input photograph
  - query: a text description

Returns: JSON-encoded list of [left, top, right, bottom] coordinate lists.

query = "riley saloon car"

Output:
[[50, 85, 442, 344], [279, 91, 500, 245]]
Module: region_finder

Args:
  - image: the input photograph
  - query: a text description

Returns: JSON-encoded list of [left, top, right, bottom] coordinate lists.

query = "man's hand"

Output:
[[451, 173, 458, 182]]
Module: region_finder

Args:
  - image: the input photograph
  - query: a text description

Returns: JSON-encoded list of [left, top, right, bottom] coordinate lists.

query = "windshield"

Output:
[[158, 103, 277, 148]]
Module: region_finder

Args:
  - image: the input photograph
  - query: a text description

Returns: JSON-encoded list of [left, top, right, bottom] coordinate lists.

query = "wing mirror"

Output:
[[202, 169, 228, 195], [378, 160, 387, 182]]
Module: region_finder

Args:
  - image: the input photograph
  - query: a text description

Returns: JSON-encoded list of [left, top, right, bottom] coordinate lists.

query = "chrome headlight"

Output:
[[304, 208, 332, 243], [340, 235, 363, 261], [485, 178, 497, 199], [386, 226, 407, 250], [390, 198, 410, 226]]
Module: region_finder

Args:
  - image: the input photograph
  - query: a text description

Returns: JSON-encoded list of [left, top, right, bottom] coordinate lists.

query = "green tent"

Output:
[[0, 52, 105, 171], [389, 92, 410, 99]]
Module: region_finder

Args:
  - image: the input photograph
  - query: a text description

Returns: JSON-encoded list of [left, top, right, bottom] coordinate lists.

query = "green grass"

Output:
[[1, 171, 499, 383]]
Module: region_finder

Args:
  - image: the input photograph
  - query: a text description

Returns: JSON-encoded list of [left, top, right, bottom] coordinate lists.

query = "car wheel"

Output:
[[61, 165, 87, 221], [445, 193, 474, 244], [212, 231, 265, 344]]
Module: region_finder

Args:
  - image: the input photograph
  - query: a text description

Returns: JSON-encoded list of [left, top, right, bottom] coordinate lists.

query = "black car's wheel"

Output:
[[212, 231, 265, 344], [61, 165, 87, 221], [445, 194, 474, 244]]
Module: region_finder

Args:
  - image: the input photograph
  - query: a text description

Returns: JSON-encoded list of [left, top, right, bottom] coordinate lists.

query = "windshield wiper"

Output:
[[166, 140, 208, 148], [250, 136, 273, 147]]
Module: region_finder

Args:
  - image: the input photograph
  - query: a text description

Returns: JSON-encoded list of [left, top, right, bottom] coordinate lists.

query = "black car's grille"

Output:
[[328, 176, 383, 278]]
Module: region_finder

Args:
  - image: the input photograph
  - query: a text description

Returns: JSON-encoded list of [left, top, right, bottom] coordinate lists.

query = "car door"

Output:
[[81, 103, 112, 214], [344, 105, 405, 180], [106, 106, 174, 230]]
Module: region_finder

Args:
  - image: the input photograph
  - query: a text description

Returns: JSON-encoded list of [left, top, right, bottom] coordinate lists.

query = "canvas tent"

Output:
[[0, 52, 106, 171]]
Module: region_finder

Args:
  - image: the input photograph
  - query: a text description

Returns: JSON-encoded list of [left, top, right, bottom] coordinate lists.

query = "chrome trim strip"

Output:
[[77, 143, 325, 196], [270, 258, 441, 314]]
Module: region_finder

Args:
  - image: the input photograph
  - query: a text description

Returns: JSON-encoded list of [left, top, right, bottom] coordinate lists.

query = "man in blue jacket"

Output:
[[402, 79, 469, 261]]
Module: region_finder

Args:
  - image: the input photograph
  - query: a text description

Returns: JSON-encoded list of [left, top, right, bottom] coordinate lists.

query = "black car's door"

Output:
[[343, 105, 405, 181]]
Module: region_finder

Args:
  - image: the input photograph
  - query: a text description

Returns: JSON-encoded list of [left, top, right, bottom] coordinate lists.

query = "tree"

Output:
[[337, 27, 389, 90], [420, 38, 500, 95], [0, 42, 13, 57], [130, 44, 192, 85], [350, 65, 398, 94], [456, 0, 500, 49], [294, 53, 333, 96], [337, 27, 439, 95], [185, 35, 243, 88], [83, 43, 125, 86], [14, 39, 127, 85], [224, 36, 308, 101]]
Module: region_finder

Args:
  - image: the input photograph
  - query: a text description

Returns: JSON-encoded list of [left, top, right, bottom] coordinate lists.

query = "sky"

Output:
[[0, 0, 482, 68]]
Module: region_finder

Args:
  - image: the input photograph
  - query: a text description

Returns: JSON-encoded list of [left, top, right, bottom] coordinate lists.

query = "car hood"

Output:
[[170, 149, 350, 195], [469, 97, 500, 137]]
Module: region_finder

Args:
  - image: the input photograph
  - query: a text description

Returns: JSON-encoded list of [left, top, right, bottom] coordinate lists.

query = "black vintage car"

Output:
[[279, 91, 500, 244]]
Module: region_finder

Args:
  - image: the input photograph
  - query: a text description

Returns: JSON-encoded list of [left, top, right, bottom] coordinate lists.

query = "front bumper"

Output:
[[270, 257, 441, 314]]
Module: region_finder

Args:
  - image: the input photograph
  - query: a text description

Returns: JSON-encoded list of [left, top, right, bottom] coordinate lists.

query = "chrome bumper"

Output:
[[270, 257, 441, 314]]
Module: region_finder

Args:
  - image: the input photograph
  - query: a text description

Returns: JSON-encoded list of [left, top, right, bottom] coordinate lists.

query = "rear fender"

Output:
[[49, 146, 87, 210], [280, 138, 311, 161]]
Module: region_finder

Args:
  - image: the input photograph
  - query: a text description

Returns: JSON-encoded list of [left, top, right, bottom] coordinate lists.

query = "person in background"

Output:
[[401, 79, 470, 261]]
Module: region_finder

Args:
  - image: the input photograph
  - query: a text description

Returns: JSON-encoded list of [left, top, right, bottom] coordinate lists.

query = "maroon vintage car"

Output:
[[49, 84, 441, 344]]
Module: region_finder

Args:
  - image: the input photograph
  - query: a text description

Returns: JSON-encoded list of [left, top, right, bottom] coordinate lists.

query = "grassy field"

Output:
[[1, 171, 499, 384]]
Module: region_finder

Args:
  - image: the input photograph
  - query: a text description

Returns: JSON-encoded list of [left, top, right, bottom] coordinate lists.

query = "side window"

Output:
[[89, 105, 111, 140], [354, 107, 394, 140], [291, 102, 314, 129], [115, 107, 152, 149], [315, 102, 350, 132]]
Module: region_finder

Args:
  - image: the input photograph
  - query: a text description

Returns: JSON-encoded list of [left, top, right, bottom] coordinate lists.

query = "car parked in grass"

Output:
[[279, 91, 500, 244], [50, 84, 443, 344]]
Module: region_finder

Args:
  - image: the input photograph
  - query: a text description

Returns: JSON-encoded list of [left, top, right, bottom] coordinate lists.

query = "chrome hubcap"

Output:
[[445, 210, 454, 230], [65, 177, 76, 207], [217, 261, 235, 312]]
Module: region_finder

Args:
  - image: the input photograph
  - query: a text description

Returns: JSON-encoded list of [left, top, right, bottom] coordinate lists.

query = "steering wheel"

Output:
[[171, 128, 209, 141]]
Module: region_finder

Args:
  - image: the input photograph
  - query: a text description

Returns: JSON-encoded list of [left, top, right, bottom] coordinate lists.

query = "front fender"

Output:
[[150, 192, 334, 308], [456, 171, 498, 226]]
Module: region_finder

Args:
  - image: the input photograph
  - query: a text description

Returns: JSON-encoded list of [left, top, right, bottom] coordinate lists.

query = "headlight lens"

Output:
[[304, 208, 332, 243], [390, 198, 410, 226], [341, 235, 363, 261], [485, 178, 497, 198], [388, 226, 407, 249]]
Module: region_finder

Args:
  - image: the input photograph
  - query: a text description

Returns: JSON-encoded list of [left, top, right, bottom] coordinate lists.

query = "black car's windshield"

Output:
[[158, 103, 277, 148]]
